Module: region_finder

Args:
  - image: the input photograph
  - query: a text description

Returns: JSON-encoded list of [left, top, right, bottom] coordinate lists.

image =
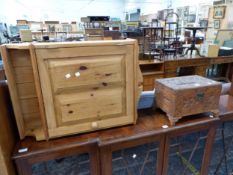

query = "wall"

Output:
[[124, 0, 214, 16], [173, 0, 213, 8], [0, 0, 225, 25], [124, 0, 164, 16], [0, 0, 125, 24], [1, 0, 165, 24], [140, 13, 158, 22], [206, 4, 233, 41]]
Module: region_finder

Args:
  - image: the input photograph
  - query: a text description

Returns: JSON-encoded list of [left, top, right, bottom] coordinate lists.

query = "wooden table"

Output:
[[165, 55, 233, 78], [12, 94, 233, 175], [140, 56, 233, 90], [183, 27, 206, 57], [209, 95, 233, 174]]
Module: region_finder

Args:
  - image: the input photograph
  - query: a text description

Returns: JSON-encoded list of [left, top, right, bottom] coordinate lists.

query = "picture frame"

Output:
[[214, 20, 221, 29], [215, 29, 233, 46], [213, 6, 226, 19], [157, 10, 164, 20], [199, 19, 208, 27], [184, 6, 189, 16], [0, 23, 4, 32], [187, 14, 196, 23], [226, 0, 233, 4], [177, 8, 183, 18], [213, 0, 225, 5]]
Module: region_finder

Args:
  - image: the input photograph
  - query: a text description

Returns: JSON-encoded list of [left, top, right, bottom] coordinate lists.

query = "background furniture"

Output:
[[139, 60, 164, 91], [0, 80, 17, 175], [183, 27, 206, 57], [139, 56, 233, 91], [164, 12, 179, 47], [141, 27, 164, 60]]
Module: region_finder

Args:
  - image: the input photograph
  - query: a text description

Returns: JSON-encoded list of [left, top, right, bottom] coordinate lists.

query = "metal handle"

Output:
[[196, 92, 205, 101]]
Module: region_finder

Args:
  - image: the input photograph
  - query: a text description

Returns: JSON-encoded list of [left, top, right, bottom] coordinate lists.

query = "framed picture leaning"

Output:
[[213, 6, 226, 19]]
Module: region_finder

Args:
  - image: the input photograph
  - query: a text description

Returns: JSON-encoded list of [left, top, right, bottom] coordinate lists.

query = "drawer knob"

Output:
[[91, 122, 98, 129], [65, 73, 71, 79], [75, 72, 81, 77]]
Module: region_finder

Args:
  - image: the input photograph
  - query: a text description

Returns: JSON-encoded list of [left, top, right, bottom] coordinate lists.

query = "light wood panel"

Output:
[[1, 40, 140, 140], [0, 46, 44, 140], [9, 49, 31, 67], [20, 98, 40, 114], [29, 45, 49, 140], [35, 45, 131, 59], [0, 46, 25, 138], [48, 55, 124, 92], [14, 67, 34, 83], [57, 88, 124, 124], [17, 83, 37, 99]]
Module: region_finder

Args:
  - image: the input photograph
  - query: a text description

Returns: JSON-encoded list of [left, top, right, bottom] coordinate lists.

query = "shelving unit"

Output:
[[139, 60, 164, 90], [141, 27, 164, 60], [31, 31, 83, 41], [163, 12, 181, 59], [164, 22, 178, 46], [163, 13, 179, 45]]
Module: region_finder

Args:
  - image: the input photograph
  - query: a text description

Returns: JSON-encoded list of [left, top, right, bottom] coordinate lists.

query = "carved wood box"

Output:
[[1, 39, 142, 140], [156, 75, 221, 125]]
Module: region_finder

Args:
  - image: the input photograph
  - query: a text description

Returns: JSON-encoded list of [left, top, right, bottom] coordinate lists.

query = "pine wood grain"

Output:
[[2, 40, 141, 140], [34, 40, 138, 139], [0, 46, 25, 138], [29, 45, 48, 140], [1, 46, 43, 140]]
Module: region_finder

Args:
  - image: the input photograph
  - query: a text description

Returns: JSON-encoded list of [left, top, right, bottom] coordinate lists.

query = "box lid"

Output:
[[156, 75, 221, 90]]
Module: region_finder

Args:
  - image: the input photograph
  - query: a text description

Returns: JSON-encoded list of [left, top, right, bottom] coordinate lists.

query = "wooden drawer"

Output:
[[143, 74, 164, 91], [143, 85, 154, 91], [143, 75, 155, 86], [56, 88, 124, 125], [48, 55, 124, 93], [143, 74, 164, 86]]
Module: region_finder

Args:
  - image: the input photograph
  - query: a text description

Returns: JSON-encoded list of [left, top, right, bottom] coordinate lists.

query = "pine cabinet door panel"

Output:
[[35, 43, 136, 139], [48, 55, 124, 93], [56, 88, 125, 125]]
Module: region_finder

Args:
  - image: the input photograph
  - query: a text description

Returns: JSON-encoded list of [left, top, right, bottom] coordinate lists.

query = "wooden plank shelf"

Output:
[[139, 60, 164, 65], [142, 71, 164, 76]]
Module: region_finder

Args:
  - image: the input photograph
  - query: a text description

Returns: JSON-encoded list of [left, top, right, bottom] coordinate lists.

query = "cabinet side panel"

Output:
[[0, 46, 25, 138], [1, 46, 43, 139]]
